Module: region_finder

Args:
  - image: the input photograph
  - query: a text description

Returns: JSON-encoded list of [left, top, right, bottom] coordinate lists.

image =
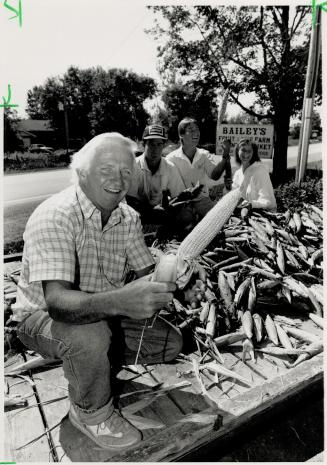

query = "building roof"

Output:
[[17, 119, 53, 132]]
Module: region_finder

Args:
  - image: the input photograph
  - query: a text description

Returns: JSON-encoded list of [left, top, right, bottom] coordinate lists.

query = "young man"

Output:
[[12, 133, 182, 450], [166, 117, 231, 219], [127, 124, 195, 235], [127, 124, 185, 224]]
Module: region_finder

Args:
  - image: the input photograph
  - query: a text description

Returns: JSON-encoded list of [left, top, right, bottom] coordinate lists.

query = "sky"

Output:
[[1, 0, 323, 121], [2, 0, 161, 117]]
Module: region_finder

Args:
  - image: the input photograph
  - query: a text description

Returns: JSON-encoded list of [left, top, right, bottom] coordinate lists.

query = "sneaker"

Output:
[[69, 403, 142, 449]]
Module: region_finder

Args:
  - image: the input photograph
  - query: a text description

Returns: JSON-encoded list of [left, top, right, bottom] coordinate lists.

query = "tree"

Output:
[[26, 66, 157, 145], [4, 108, 24, 153], [161, 82, 217, 142], [147, 6, 321, 184]]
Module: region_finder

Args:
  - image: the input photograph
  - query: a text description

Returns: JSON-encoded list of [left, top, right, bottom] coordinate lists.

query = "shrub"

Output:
[[274, 174, 323, 212]]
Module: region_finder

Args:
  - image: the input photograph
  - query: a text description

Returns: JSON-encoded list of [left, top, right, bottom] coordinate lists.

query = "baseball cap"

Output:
[[142, 124, 167, 140]]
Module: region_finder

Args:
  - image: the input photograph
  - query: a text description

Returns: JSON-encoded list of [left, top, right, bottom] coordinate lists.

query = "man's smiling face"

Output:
[[181, 123, 200, 150], [81, 138, 134, 215]]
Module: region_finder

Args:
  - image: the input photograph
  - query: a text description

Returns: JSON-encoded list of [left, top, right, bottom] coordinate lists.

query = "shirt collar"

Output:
[[176, 146, 201, 164], [139, 154, 164, 174], [76, 184, 126, 225]]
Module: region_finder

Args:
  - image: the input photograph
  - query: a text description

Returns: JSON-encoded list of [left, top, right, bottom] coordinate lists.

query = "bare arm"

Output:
[[210, 139, 232, 181], [43, 275, 175, 325]]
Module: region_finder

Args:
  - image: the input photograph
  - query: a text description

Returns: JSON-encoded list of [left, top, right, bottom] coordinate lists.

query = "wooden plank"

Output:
[[117, 365, 184, 428], [110, 354, 323, 462], [147, 361, 211, 414], [32, 365, 71, 462], [4, 359, 51, 462]]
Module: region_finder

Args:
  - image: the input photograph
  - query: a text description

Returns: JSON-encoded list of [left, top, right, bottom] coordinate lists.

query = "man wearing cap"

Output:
[[127, 124, 186, 225], [166, 117, 231, 219]]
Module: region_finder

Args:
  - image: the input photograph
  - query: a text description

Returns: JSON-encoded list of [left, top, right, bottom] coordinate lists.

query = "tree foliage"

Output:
[[161, 82, 218, 142], [4, 108, 24, 153], [26, 66, 157, 145], [147, 6, 320, 183]]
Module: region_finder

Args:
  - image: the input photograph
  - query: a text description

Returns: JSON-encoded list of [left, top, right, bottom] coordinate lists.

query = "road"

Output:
[[4, 143, 322, 247]]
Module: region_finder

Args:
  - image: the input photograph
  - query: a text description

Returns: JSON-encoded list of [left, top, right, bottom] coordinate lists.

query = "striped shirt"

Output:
[[12, 185, 154, 322]]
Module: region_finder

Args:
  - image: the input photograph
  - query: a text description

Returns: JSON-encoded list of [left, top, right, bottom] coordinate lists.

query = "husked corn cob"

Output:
[[177, 188, 242, 261], [152, 254, 178, 282]]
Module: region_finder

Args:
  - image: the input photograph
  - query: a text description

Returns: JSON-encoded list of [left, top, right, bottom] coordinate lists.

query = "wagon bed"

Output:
[[4, 257, 323, 462]]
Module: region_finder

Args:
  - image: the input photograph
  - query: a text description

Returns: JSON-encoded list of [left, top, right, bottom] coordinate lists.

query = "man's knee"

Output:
[[164, 325, 183, 362], [53, 320, 112, 357]]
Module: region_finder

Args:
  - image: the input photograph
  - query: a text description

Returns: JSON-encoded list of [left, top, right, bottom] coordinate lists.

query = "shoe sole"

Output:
[[69, 411, 141, 450]]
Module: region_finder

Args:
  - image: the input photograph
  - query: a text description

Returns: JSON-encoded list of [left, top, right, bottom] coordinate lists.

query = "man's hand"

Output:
[[222, 139, 232, 159], [114, 275, 176, 319]]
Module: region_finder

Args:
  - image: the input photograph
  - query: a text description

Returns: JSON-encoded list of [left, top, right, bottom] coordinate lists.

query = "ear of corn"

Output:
[[275, 323, 293, 349], [177, 188, 242, 261], [152, 254, 178, 282]]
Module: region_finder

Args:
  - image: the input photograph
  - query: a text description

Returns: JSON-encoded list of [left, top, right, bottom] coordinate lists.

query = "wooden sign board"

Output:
[[216, 124, 274, 159]]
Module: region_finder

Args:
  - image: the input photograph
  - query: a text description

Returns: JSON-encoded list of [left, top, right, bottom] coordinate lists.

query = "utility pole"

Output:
[[295, 7, 321, 182]]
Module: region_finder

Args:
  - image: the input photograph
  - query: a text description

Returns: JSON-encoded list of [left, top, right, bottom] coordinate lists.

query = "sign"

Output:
[[216, 124, 274, 159]]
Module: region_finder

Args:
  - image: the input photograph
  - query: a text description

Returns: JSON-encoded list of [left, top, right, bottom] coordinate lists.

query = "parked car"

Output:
[[29, 144, 54, 154]]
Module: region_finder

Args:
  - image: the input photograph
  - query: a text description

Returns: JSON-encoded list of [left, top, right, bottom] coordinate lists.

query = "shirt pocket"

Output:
[[103, 253, 128, 286]]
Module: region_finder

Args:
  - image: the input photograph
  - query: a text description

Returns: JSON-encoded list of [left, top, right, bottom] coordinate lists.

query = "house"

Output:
[[17, 119, 55, 149]]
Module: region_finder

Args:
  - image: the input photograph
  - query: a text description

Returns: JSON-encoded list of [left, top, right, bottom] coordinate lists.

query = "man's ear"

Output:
[[77, 168, 86, 180]]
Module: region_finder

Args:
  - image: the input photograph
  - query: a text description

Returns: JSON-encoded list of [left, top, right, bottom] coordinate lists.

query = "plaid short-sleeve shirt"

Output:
[[12, 185, 155, 322]]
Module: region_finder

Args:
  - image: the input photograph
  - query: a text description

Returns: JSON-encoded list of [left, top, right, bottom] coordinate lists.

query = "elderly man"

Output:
[[12, 133, 182, 450], [127, 124, 186, 225], [166, 117, 231, 219]]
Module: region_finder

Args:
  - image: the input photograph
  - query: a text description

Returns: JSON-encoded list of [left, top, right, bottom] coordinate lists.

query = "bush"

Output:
[[4, 151, 71, 172], [274, 174, 323, 212]]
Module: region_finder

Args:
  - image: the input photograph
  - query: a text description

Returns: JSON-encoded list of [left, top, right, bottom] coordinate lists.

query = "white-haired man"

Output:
[[12, 133, 182, 450]]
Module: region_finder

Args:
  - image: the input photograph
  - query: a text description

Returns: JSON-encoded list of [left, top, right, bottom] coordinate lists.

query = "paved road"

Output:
[[3, 143, 322, 247]]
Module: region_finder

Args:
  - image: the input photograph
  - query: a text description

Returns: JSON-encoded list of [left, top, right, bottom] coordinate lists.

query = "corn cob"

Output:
[[213, 331, 245, 347], [257, 279, 280, 290], [256, 347, 306, 356], [201, 361, 252, 386], [242, 310, 253, 338], [248, 277, 257, 311], [281, 285, 292, 304], [199, 301, 210, 323], [152, 254, 178, 282], [282, 326, 320, 343], [218, 271, 233, 311], [308, 313, 324, 329], [293, 212, 302, 233], [242, 338, 255, 362], [205, 303, 217, 338], [252, 313, 263, 342], [275, 323, 293, 349], [276, 240, 285, 275], [177, 188, 242, 261], [265, 315, 279, 345], [234, 277, 251, 306], [284, 342, 323, 368]]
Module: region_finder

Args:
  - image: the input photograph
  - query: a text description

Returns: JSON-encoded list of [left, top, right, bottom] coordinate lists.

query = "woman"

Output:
[[232, 139, 277, 210]]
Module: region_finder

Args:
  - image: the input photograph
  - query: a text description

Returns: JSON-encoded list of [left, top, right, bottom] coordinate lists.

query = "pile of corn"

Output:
[[154, 203, 323, 369]]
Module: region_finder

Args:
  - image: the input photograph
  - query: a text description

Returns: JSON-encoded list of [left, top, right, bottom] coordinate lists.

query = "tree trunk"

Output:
[[272, 110, 290, 186]]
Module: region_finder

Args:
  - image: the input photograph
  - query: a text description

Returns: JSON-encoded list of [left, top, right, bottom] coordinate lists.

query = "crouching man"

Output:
[[11, 133, 182, 450]]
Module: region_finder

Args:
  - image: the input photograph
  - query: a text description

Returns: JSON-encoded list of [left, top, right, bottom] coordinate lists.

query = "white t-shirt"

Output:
[[232, 161, 277, 210]]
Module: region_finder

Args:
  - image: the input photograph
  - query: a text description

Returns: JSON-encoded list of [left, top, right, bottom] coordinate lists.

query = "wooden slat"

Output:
[[32, 365, 70, 462], [4, 358, 51, 462], [114, 354, 323, 462], [146, 361, 211, 414]]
